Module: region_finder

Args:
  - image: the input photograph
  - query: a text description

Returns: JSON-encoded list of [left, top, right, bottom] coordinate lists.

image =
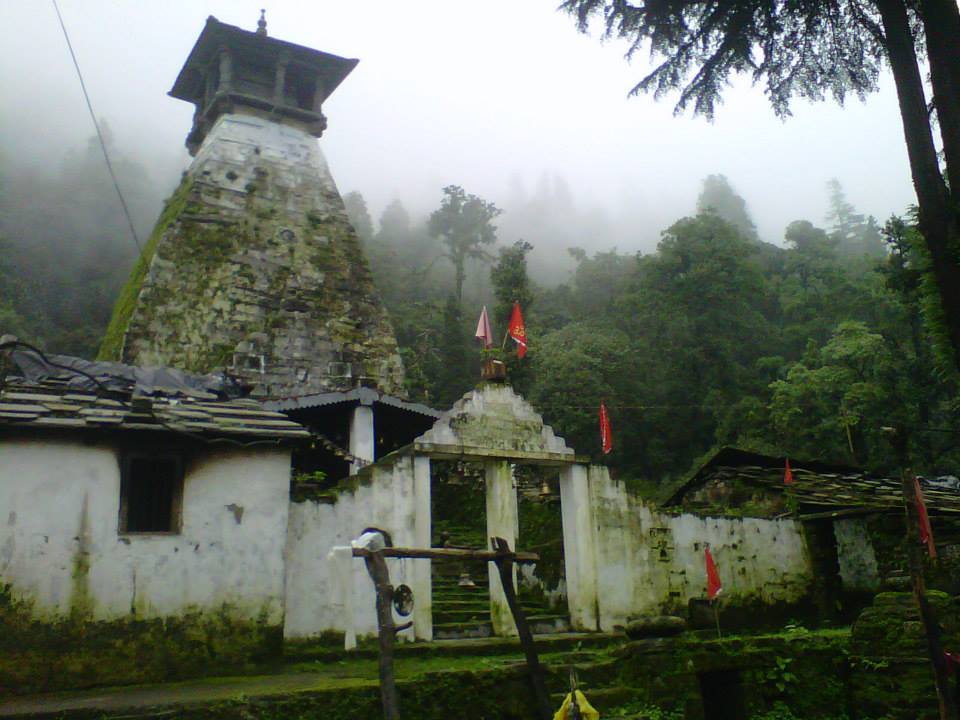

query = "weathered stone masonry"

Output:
[[99, 18, 405, 399]]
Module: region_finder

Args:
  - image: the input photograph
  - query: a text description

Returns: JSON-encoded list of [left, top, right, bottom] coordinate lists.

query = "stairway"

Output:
[[431, 522, 570, 639]]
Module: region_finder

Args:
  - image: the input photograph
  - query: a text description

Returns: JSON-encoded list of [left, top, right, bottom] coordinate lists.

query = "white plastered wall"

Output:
[[586, 466, 816, 631], [0, 437, 291, 624], [283, 452, 431, 641]]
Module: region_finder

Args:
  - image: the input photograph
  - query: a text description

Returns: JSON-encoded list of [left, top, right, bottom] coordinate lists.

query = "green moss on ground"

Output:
[[2, 626, 923, 720]]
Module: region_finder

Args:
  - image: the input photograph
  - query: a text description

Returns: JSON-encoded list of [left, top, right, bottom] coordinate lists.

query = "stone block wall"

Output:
[[101, 112, 405, 399], [589, 468, 817, 631]]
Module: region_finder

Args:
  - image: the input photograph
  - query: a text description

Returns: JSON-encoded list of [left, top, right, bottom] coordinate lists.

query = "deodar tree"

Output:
[[561, 0, 960, 372], [428, 185, 502, 307]]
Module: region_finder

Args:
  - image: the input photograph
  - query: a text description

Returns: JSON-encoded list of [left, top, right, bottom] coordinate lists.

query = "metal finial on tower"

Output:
[[256, 9, 267, 36]]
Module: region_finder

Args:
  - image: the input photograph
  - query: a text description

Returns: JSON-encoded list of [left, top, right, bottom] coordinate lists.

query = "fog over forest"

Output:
[[1, 2, 914, 275], [3, 1, 953, 482]]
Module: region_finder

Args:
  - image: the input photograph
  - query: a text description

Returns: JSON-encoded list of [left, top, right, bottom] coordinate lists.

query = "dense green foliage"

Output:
[[355, 178, 958, 485], [1, 131, 955, 485], [560, 0, 960, 388]]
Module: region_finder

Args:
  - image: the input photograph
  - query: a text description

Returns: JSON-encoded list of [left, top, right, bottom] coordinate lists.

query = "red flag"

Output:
[[914, 477, 937, 558], [784, 458, 793, 485], [475, 306, 493, 348], [508, 302, 527, 358], [599, 401, 612, 454], [705, 546, 722, 600]]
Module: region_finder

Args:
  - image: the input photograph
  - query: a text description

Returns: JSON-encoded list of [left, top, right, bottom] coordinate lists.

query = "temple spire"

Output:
[[100, 16, 405, 399], [256, 9, 267, 36]]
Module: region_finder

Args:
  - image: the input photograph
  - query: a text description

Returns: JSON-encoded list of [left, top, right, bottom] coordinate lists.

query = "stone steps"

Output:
[[434, 610, 491, 625], [433, 621, 493, 639], [429, 522, 570, 639]]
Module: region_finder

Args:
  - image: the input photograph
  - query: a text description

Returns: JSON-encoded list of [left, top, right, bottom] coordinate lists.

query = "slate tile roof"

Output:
[[665, 446, 960, 515], [787, 468, 960, 515], [0, 381, 309, 441]]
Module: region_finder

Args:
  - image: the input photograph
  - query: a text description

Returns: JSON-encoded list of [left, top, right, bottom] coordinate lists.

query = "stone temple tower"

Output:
[[99, 13, 405, 399]]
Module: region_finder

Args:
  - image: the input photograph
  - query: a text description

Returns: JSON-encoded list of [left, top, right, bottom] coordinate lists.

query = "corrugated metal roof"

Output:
[[264, 387, 440, 418], [0, 382, 309, 441]]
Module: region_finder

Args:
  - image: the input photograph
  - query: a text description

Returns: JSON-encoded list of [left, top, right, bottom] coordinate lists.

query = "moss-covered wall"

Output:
[[418, 383, 574, 457], [610, 630, 853, 719], [98, 175, 192, 361], [283, 451, 431, 641], [590, 470, 819, 632], [0, 584, 282, 696], [100, 112, 405, 398], [850, 591, 960, 720], [0, 440, 293, 696]]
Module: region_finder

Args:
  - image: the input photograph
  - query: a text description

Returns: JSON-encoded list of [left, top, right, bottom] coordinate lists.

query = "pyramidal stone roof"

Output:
[[99, 18, 405, 401]]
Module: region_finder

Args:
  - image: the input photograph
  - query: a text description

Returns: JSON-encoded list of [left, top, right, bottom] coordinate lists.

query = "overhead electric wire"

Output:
[[51, 0, 143, 254]]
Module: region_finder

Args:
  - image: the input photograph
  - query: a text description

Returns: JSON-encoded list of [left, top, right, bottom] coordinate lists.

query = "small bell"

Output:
[[539, 478, 552, 498]]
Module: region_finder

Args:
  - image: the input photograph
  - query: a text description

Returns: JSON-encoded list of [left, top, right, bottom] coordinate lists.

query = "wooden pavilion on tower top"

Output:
[[169, 12, 358, 155]]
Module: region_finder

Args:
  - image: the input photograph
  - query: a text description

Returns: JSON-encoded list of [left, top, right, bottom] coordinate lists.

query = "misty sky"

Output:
[[1, 1, 917, 257]]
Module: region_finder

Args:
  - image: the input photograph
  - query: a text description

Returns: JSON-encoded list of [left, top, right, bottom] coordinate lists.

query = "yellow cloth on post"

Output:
[[553, 689, 600, 720]]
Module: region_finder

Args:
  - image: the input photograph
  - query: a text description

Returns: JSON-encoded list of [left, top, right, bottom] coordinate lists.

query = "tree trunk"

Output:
[[454, 255, 466, 308], [875, 0, 960, 370], [919, 0, 960, 194]]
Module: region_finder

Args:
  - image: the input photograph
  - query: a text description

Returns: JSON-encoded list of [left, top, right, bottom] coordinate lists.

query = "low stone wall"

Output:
[[283, 451, 431, 641], [589, 468, 817, 631], [850, 591, 960, 720]]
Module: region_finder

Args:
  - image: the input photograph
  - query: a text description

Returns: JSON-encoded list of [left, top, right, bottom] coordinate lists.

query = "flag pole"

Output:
[[502, 299, 517, 351], [712, 600, 722, 639], [885, 426, 957, 720]]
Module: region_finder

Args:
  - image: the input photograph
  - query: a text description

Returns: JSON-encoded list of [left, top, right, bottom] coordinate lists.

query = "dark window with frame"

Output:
[[119, 453, 184, 534]]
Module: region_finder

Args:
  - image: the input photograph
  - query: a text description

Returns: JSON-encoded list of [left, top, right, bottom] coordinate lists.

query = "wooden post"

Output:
[[885, 425, 958, 720], [900, 470, 958, 720], [363, 550, 401, 720], [491, 537, 553, 720], [352, 543, 542, 720]]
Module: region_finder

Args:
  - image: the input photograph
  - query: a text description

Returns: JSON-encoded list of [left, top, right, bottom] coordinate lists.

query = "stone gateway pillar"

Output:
[[485, 460, 519, 636], [412, 455, 433, 640], [560, 464, 599, 631]]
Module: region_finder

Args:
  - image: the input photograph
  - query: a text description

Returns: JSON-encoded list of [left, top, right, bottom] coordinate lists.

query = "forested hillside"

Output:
[[347, 175, 959, 484], [0, 128, 158, 358], [2, 151, 956, 486]]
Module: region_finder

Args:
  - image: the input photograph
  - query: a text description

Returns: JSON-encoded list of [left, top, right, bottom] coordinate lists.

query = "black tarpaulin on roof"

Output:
[[6, 348, 245, 399]]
